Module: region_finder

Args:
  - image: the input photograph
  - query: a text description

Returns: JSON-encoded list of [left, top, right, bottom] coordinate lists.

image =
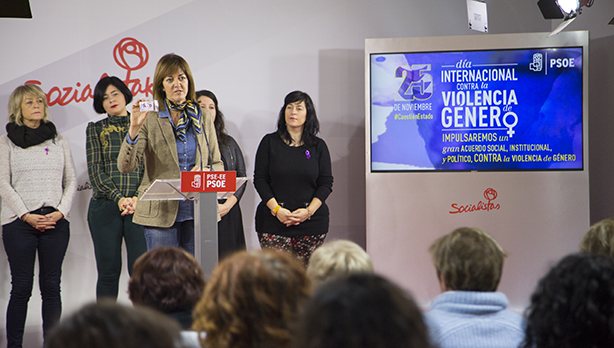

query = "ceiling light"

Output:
[[538, 0, 592, 20], [538, 0, 564, 19], [557, 0, 580, 15]]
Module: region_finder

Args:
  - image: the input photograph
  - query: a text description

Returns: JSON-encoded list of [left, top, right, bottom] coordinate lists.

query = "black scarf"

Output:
[[6, 121, 57, 149]]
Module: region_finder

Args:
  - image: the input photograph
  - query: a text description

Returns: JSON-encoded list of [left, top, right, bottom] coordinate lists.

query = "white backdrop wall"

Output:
[[0, 0, 612, 346]]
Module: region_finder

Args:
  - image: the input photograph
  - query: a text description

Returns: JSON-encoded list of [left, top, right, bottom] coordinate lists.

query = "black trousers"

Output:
[[2, 207, 69, 348], [87, 198, 146, 300], [218, 202, 246, 260]]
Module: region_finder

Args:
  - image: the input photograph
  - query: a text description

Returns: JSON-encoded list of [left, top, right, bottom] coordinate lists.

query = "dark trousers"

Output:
[[87, 198, 147, 300], [218, 202, 246, 260], [2, 209, 69, 348]]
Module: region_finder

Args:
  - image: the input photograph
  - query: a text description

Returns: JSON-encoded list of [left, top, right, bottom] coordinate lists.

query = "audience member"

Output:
[[128, 247, 205, 329], [294, 273, 431, 348], [306, 239, 373, 288], [45, 301, 183, 348], [192, 250, 310, 348], [580, 217, 614, 257], [423, 227, 525, 348], [521, 253, 614, 348]]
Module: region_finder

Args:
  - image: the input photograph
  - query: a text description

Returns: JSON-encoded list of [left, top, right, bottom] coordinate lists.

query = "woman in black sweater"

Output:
[[196, 90, 247, 259], [254, 90, 333, 266]]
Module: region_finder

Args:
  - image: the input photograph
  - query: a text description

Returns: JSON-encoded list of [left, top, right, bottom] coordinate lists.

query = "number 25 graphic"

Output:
[[395, 64, 432, 101]]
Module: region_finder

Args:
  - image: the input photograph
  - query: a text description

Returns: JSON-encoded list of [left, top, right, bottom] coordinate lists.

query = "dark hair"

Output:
[[276, 90, 319, 146], [192, 250, 310, 348], [196, 90, 229, 146], [93, 76, 133, 114], [45, 301, 183, 348], [521, 253, 614, 348], [128, 247, 206, 313], [153, 53, 196, 107], [294, 273, 431, 348]]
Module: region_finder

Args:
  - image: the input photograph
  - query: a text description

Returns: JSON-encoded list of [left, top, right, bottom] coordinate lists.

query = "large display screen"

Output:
[[370, 47, 583, 171]]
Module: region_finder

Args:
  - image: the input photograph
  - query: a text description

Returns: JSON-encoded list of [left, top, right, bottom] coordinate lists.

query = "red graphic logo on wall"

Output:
[[449, 188, 501, 214], [24, 37, 153, 106]]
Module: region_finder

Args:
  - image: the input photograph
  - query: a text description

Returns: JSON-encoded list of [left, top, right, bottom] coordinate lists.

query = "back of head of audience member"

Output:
[[580, 217, 614, 257], [45, 301, 182, 348], [128, 247, 205, 329], [429, 227, 506, 292], [294, 273, 431, 348], [306, 239, 373, 288], [192, 250, 310, 348], [521, 253, 614, 348]]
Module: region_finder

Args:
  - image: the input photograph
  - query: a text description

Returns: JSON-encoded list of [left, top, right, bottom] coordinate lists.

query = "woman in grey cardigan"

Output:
[[0, 84, 77, 348]]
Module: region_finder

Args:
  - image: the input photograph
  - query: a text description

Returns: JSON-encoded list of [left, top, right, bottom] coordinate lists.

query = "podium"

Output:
[[140, 173, 247, 276]]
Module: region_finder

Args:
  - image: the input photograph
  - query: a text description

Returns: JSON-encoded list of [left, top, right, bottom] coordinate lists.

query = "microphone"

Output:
[[202, 126, 214, 171], [197, 142, 204, 172]]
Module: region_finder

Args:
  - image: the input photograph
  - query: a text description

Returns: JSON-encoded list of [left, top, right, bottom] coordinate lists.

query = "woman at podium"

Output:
[[196, 90, 246, 259], [118, 54, 223, 255], [254, 91, 333, 266]]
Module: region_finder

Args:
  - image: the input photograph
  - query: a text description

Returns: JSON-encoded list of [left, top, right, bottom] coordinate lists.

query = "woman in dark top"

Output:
[[86, 76, 147, 300], [254, 90, 333, 266], [196, 90, 247, 259]]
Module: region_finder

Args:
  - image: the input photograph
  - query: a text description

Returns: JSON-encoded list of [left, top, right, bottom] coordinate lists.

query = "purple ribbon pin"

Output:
[[305, 150, 311, 159], [45, 147, 49, 155]]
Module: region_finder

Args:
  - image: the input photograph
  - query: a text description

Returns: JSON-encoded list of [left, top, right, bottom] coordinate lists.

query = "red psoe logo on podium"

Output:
[[180, 171, 237, 192]]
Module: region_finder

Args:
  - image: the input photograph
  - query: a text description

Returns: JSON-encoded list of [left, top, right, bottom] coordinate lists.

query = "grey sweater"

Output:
[[0, 134, 77, 225]]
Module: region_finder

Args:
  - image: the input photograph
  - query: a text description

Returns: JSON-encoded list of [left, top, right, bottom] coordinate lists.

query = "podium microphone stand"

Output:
[[140, 172, 247, 277]]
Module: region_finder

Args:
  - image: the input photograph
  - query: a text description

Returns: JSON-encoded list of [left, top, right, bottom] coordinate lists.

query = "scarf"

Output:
[[6, 121, 57, 149], [165, 99, 202, 140]]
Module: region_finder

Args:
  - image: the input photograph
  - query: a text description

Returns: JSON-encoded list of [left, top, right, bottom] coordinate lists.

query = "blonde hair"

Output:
[[192, 250, 310, 348], [429, 227, 507, 292], [152, 53, 196, 107], [8, 84, 49, 125], [307, 240, 373, 288], [580, 218, 614, 257]]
